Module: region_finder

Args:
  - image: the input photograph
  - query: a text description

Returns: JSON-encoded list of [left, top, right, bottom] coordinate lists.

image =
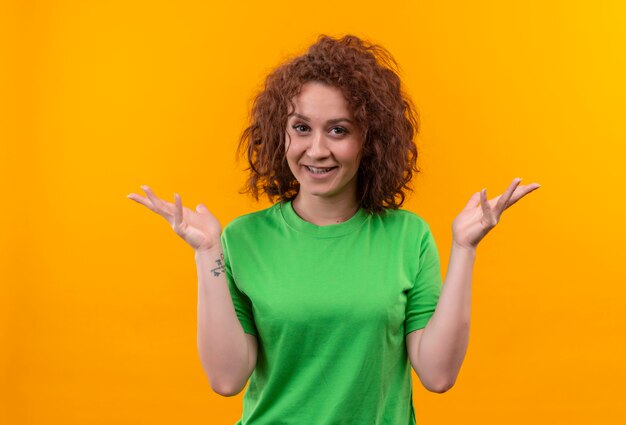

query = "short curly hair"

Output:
[[237, 34, 421, 215]]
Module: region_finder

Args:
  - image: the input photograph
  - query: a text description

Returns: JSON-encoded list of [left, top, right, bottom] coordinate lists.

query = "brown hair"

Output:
[[237, 34, 421, 215]]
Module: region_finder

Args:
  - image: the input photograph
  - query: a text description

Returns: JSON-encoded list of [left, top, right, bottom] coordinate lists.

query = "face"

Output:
[[285, 81, 363, 203]]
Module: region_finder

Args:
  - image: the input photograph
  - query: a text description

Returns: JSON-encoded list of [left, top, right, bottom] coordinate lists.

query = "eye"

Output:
[[331, 127, 348, 135], [292, 124, 309, 133]]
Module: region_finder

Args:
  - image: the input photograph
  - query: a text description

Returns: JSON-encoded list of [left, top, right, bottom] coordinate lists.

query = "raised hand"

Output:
[[452, 178, 541, 250], [127, 185, 222, 252]]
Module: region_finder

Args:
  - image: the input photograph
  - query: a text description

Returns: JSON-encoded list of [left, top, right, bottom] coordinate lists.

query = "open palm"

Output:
[[452, 178, 541, 249], [127, 185, 222, 251]]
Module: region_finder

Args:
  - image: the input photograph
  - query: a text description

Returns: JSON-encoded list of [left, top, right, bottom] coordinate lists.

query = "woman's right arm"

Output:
[[195, 246, 258, 397], [126, 185, 256, 396]]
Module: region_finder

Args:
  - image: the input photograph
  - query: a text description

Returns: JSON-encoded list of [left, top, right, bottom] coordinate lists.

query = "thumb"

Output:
[[463, 191, 482, 210], [196, 203, 209, 213]]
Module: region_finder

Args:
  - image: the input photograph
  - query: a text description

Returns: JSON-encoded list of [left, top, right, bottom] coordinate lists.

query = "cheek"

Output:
[[285, 139, 306, 158], [338, 145, 362, 166], [284, 145, 302, 169], [284, 139, 295, 159]]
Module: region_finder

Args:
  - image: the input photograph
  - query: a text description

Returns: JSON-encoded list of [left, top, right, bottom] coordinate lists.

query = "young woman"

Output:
[[127, 34, 540, 424]]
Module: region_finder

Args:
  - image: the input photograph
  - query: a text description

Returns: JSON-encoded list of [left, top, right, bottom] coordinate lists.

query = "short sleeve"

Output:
[[221, 230, 258, 336], [404, 224, 443, 335]]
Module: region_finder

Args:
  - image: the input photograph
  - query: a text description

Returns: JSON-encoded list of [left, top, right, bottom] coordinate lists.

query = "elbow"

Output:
[[427, 383, 454, 394], [211, 380, 244, 397], [198, 352, 248, 397], [425, 376, 456, 394], [207, 371, 246, 397]]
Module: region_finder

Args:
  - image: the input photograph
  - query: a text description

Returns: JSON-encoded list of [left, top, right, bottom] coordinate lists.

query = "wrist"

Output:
[[452, 240, 477, 254], [195, 244, 223, 259]]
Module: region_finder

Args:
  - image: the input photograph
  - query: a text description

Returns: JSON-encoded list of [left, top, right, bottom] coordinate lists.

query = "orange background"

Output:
[[2, 1, 625, 424]]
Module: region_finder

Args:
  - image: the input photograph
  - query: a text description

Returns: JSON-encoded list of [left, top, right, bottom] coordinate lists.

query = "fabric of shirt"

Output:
[[221, 199, 443, 425]]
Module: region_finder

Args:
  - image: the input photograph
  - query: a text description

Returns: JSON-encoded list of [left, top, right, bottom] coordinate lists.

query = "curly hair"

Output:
[[237, 34, 421, 215]]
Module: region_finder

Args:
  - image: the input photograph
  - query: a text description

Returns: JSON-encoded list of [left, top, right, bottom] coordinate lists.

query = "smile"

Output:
[[303, 165, 338, 177]]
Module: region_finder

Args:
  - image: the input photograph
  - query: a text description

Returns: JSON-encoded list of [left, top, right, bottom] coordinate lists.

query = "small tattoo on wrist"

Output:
[[210, 253, 226, 277]]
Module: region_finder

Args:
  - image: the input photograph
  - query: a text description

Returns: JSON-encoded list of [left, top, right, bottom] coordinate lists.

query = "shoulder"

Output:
[[364, 208, 435, 251], [373, 208, 433, 233], [221, 202, 282, 239]]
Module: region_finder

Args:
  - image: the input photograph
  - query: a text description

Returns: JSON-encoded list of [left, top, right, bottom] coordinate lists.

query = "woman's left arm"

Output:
[[411, 177, 541, 392]]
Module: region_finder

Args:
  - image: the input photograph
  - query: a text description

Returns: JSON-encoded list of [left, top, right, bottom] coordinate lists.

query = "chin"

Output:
[[299, 185, 343, 199]]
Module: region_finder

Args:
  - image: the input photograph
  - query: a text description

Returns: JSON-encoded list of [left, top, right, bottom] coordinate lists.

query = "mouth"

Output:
[[303, 165, 338, 176]]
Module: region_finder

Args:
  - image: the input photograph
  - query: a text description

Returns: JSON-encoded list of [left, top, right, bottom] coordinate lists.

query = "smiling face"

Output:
[[285, 81, 363, 204]]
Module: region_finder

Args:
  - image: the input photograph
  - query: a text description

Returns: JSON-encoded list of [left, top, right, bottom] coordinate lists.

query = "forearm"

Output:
[[195, 246, 249, 395], [417, 241, 476, 391]]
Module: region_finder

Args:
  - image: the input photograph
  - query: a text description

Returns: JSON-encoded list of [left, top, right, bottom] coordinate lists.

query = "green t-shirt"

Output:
[[221, 199, 442, 425]]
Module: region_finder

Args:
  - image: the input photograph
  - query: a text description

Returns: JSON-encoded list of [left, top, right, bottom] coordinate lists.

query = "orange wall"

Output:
[[2, 1, 625, 424]]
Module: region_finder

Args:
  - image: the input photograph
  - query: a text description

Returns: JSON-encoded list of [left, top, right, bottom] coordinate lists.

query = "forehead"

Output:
[[289, 82, 354, 119]]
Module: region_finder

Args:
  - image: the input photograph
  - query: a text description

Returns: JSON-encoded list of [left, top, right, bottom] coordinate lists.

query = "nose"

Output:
[[306, 131, 331, 159]]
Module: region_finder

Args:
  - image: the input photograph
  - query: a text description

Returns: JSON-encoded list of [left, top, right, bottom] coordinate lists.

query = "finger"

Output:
[[127, 191, 161, 215], [494, 177, 522, 215], [141, 185, 173, 218], [480, 188, 496, 225], [174, 193, 182, 229], [502, 182, 542, 210]]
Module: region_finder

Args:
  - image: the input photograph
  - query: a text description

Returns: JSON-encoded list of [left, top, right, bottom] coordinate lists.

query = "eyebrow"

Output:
[[290, 113, 354, 125]]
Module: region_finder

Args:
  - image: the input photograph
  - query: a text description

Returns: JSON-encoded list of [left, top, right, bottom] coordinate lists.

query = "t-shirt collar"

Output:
[[279, 199, 369, 238]]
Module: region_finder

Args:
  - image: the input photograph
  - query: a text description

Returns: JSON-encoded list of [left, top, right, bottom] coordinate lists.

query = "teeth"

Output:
[[306, 166, 334, 174]]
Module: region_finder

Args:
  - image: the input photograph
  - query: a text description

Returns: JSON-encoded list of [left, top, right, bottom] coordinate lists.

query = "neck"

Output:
[[292, 193, 360, 226]]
